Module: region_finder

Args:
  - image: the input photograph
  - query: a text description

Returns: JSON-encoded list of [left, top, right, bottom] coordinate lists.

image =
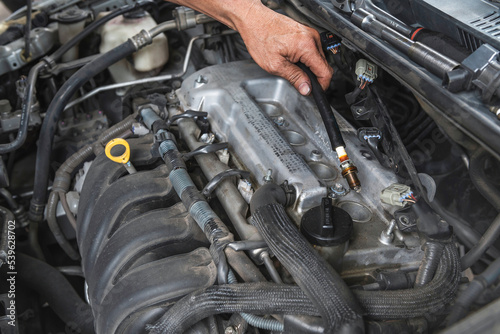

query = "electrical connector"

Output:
[[381, 183, 412, 207], [355, 59, 378, 89], [320, 31, 341, 54]]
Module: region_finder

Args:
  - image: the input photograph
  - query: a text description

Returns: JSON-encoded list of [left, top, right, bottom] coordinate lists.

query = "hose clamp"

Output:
[[130, 29, 153, 50]]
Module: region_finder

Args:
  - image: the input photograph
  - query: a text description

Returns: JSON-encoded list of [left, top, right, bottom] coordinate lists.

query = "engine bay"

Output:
[[1, 0, 500, 333]]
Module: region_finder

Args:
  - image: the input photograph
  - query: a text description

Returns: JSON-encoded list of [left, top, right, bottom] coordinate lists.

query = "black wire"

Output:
[[24, 0, 32, 60], [297, 62, 345, 149]]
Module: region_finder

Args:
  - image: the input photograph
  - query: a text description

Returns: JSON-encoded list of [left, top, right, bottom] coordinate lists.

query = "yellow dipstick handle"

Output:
[[105, 138, 136, 174]]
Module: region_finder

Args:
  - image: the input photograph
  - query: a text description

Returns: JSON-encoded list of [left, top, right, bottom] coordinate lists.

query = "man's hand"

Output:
[[234, 4, 333, 95], [168, 0, 333, 95]]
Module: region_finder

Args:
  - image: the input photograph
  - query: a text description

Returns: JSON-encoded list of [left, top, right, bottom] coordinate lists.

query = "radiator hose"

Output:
[[17, 253, 94, 333], [250, 183, 364, 334]]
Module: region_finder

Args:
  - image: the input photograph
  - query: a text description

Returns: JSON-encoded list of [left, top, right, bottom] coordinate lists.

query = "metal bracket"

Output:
[[167, 110, 208, 126], [202, 169, 251, 198], [183, 142, 229, 161]]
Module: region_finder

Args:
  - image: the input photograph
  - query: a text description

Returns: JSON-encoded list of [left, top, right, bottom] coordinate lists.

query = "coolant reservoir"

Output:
[[99, 11, 169, 83]]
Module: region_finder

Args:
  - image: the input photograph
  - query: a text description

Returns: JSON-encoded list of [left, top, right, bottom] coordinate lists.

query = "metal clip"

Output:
[[183, 142, 229, 161], [202, 169, 251, 198], [167, 110, 208, 126]]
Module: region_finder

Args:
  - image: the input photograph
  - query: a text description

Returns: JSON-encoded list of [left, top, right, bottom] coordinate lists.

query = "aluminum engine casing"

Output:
[[177, 60, 424, 277]]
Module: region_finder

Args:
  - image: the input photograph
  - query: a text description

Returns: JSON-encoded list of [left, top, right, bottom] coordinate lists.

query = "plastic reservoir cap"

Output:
[[105, 138, 131, 164], [300, 197, 353, 247]]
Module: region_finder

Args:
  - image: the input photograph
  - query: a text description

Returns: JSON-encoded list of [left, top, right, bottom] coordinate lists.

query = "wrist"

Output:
[[228, 1, 272, 32]]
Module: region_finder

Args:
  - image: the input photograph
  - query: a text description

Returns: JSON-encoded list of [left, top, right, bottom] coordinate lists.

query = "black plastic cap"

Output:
[[300, 198, 353, 247]]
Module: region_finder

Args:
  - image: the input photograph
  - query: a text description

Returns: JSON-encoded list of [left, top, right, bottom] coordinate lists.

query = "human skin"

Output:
[[167, 0, 333, 95]]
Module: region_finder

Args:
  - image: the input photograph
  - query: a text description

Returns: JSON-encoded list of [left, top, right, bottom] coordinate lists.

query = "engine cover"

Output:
[[177, 61, 424, 277]]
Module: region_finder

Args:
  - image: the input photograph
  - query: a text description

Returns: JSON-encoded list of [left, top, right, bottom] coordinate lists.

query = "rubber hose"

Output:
[[250, 183, 364, 334], [28, 220, 45, 261], [415, 241, 445, 287], [146, 282, 320, 334], [46, 192, 80, 260], [51, 113, 137, 194], [29, 39, 138, 222], [442, 297, 500, 334], [431, 203, 500, 259], [0, 206, 14, 266], [297, 62, 345, 148], [46, 115, 138, 261], [227, 270, 284, 332], [6, 4, 143, 154], [149, 244, 460, 333], [469, 149, 500, 212], [355, 243, 460, 319], [93, 113, 138, 155], [448, 256, 500, 325], [0, 189, 19, 210], [23, 0, 32, 60], [461, 213, 500, 269], [0, 62, 44, 154], [17, 253, 94, 334]]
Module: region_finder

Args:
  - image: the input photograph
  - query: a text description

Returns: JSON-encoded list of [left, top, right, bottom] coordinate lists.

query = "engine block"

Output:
[[177, 61, 424, 279]]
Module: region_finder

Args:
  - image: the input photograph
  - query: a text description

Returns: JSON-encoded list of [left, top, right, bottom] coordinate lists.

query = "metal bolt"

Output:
[[224, 326, 237, 334], [489, 105, 500, 120], [310, 149, 322, 160], [379, 219, 397, 245], [328, 183, 347, 198], [263, 169, 273, 183], [200, 133, 215, 144], [194, 75, 208, 88], [274, 116, 285, 126], [0, 99, 12, 116], [166, 91, 178, 103]]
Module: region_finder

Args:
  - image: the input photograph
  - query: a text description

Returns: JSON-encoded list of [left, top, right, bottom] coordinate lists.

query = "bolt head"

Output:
[[224, 327, 237, 334]]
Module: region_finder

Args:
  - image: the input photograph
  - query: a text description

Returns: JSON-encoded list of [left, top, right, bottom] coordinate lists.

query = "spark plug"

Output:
[[336, 146, 361, 192]]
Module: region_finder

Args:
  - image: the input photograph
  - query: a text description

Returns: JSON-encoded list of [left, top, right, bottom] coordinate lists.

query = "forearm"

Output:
[[168, 0, 269, 31], [166, 0, 333, 93]]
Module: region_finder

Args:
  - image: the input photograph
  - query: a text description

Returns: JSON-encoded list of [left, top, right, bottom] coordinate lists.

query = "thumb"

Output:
[[280, 62, 311, 96]]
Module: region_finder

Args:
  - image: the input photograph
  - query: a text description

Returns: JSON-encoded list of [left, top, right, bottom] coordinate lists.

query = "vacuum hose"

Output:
[[250, 183, 364, 334], [17, 253, 94, 333], [148, 233, 460, 332], [147, 282, 320, 334]]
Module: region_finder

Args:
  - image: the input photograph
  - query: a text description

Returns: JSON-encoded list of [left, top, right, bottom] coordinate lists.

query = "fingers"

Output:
[[282, 29, 333, 93], [275, 34, 333, 95], [301, 30, 334, 91], [278, 61, 312, 95]]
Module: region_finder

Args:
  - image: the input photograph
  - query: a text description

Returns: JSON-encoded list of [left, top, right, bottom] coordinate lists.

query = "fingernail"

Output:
[[299, 82, 311, 95]]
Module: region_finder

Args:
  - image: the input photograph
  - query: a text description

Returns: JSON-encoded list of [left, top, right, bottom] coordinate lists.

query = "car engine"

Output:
[[0, 0, 500, 333]]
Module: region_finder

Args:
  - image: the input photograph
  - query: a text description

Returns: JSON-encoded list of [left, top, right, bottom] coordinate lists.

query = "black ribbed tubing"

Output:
[[415, 241, 445, 287], [149, 243, 460, 332], [250, 183, 363, 333], [297, 62, 345, 149], [29, 39, 137, 221], [46, 191, 80, 260], [147, 283, 320, 334], [17, 253, 94, 333], [355, 243, 460, 319]]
